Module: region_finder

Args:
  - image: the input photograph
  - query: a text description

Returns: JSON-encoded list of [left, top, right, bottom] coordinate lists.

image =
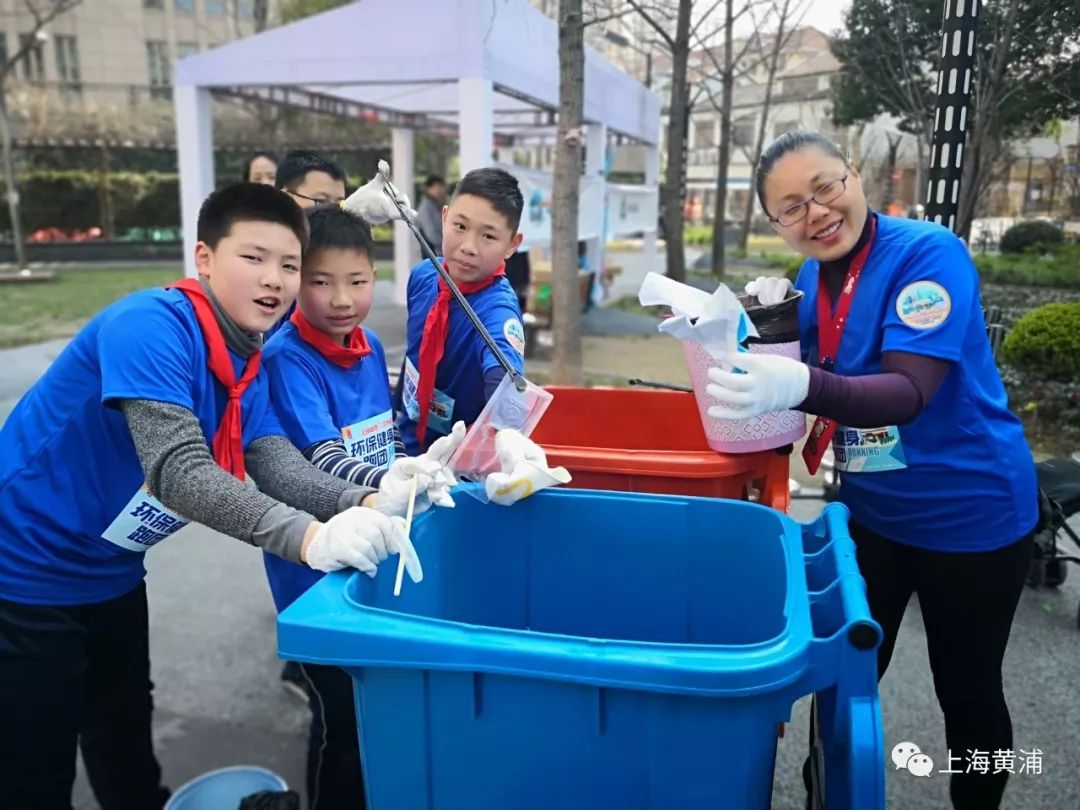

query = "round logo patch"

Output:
[[895, 281, 951, 330], [503, 318, 526, 355]]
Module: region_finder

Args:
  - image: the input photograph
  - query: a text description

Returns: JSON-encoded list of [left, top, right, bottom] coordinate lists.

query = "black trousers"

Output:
[[807, 521, 1034, 810], [0, 583, 169, 810], [300, 662, 366, 810]]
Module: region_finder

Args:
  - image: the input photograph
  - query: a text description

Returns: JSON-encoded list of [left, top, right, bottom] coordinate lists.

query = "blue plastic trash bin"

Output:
[[279, 490, 883, 809]]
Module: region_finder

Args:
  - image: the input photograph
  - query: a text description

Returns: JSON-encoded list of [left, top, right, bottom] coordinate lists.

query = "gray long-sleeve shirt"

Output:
[[118, 278, 374, 563], [120, 400, 372, 563]]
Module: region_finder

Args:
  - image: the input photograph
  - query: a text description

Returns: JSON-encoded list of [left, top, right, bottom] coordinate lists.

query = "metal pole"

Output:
[[922, 0, 980, 232]]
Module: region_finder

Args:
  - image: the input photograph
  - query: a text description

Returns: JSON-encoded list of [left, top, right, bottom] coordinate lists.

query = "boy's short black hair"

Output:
[[197, 183, 309, 253], [305, 204, 375, 264], [425, 175, 446, 188], [451, 167, 524, 232], [275, 149, 347, 192]]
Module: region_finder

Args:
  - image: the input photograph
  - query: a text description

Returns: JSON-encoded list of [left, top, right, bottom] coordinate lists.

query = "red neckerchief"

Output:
[[167, 278, 260, 480], [802, 216, 878, 474], [290, 308, 372, 369], [415, 261, 506, 448]]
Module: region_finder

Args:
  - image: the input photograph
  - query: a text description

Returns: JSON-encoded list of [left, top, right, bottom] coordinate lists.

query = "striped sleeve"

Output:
[[303, 438, 389, 488]]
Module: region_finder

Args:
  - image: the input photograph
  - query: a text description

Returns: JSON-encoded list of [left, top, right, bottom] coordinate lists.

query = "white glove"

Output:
[[376, 422, 466, 515], [495, 428, 549, 470], [341, 159, 417, 224], [745, 276, 793, 306], [304, 507, 422, 583], [377, 456, 447, 516], [424, 420, 466, 468], [484, 429, 571, 506], [705, 351, 810, 420]]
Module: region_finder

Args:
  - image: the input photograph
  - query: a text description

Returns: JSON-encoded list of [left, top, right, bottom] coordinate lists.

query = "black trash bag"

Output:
[[238, 790, 301, 810], [739, 290, 804, 345]]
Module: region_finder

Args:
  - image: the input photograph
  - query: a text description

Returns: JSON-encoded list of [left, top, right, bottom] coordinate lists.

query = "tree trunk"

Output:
[[955, 0, 1021, 240], [662, 0, 693, 283], [914, 131, 926, 210], [97, 142, 114, 240], [1020, 155, 1034, 215], [739, 0, 790, 254], [551, 0, 585, 385], [0, 86, 26, 270], [1046, 162, 1058, 215], [253, 0, 269, 31], [710, 0, 735, 280], [881, 133, 901, 209]]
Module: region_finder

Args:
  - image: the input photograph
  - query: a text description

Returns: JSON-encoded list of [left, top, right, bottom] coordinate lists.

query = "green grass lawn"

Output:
[[0, 262, 399, 350], [0, 266, 182, 348]]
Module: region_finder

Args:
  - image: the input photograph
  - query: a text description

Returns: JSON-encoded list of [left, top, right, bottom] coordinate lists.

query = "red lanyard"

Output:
[[802, 216, 877, 474]]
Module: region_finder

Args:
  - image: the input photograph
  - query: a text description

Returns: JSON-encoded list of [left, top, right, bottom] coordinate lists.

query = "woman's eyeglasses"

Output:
[[769, 174, 848, 226]]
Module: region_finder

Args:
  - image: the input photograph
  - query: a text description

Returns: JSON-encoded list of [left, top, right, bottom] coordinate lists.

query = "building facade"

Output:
[[1, 0, 279, 148]]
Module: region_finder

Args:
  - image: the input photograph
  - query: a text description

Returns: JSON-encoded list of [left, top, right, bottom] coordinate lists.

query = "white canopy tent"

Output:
[[173, 0, 661, 303]]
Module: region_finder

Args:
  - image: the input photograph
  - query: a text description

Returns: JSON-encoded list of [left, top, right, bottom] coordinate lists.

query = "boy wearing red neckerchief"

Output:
[[262, 205, 463, 809], [0, 184, 426, 808], [397, 167, 528, 455]]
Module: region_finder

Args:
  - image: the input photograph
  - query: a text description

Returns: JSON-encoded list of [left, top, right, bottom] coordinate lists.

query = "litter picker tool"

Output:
[[628, 378, 693, 394]]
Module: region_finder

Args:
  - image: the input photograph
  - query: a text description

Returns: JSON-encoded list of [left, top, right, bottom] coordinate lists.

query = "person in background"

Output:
[[416, 174, 447, 250], [244, 152, 278, 186], [265, 151, 350, 343]]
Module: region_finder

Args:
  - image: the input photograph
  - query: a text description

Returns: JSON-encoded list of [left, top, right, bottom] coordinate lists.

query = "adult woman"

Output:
[[244, 151, 278, 186], [706, 130, 1037, 810]]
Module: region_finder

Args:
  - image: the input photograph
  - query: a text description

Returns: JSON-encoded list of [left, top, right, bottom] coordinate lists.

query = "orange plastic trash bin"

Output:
[[532, 387, 791, 512]]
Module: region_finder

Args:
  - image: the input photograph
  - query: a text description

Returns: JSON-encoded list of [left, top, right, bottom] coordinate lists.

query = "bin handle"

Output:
[[816, 504, 881, 652]]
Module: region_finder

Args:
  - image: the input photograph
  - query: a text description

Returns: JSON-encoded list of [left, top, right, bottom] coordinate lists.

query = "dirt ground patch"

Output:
[[527, 334, 692, 388]]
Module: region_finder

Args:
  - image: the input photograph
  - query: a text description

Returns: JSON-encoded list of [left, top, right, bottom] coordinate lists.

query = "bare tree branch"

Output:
[[626, 0, 676, 49], [690, 0, 728, 38], [583, 4, 640, 29]]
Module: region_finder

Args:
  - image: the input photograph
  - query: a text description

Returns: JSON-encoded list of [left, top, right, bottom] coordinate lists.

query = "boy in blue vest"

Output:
[[397, 167, 529, 455], [0, 183, 428, 809], [263, 205, 461, 808]]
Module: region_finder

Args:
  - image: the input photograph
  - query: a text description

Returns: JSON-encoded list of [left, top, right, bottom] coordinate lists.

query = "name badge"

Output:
[[832, 425, 908, 473], [101, 485, 190, 552], [341, 409, 396, 469], [402, 357, 456, 436]]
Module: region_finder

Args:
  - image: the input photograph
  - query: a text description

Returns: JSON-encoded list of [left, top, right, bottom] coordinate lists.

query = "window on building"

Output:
[[733, 116, 756, 148], [205, 0, 226, 17], [781, 75, 820, 98], [177, 41, 199, 59], [175, 0, 195, 13], [694, 118, 715, 149], [143, 0, 164, 9], [54, 35, 80, 83], [773, 120, 800, 140], [0, 33, 7, 68], [237, 0, 254, 20], [147, 40, 170, 99], [18, 33, 45, 82]]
